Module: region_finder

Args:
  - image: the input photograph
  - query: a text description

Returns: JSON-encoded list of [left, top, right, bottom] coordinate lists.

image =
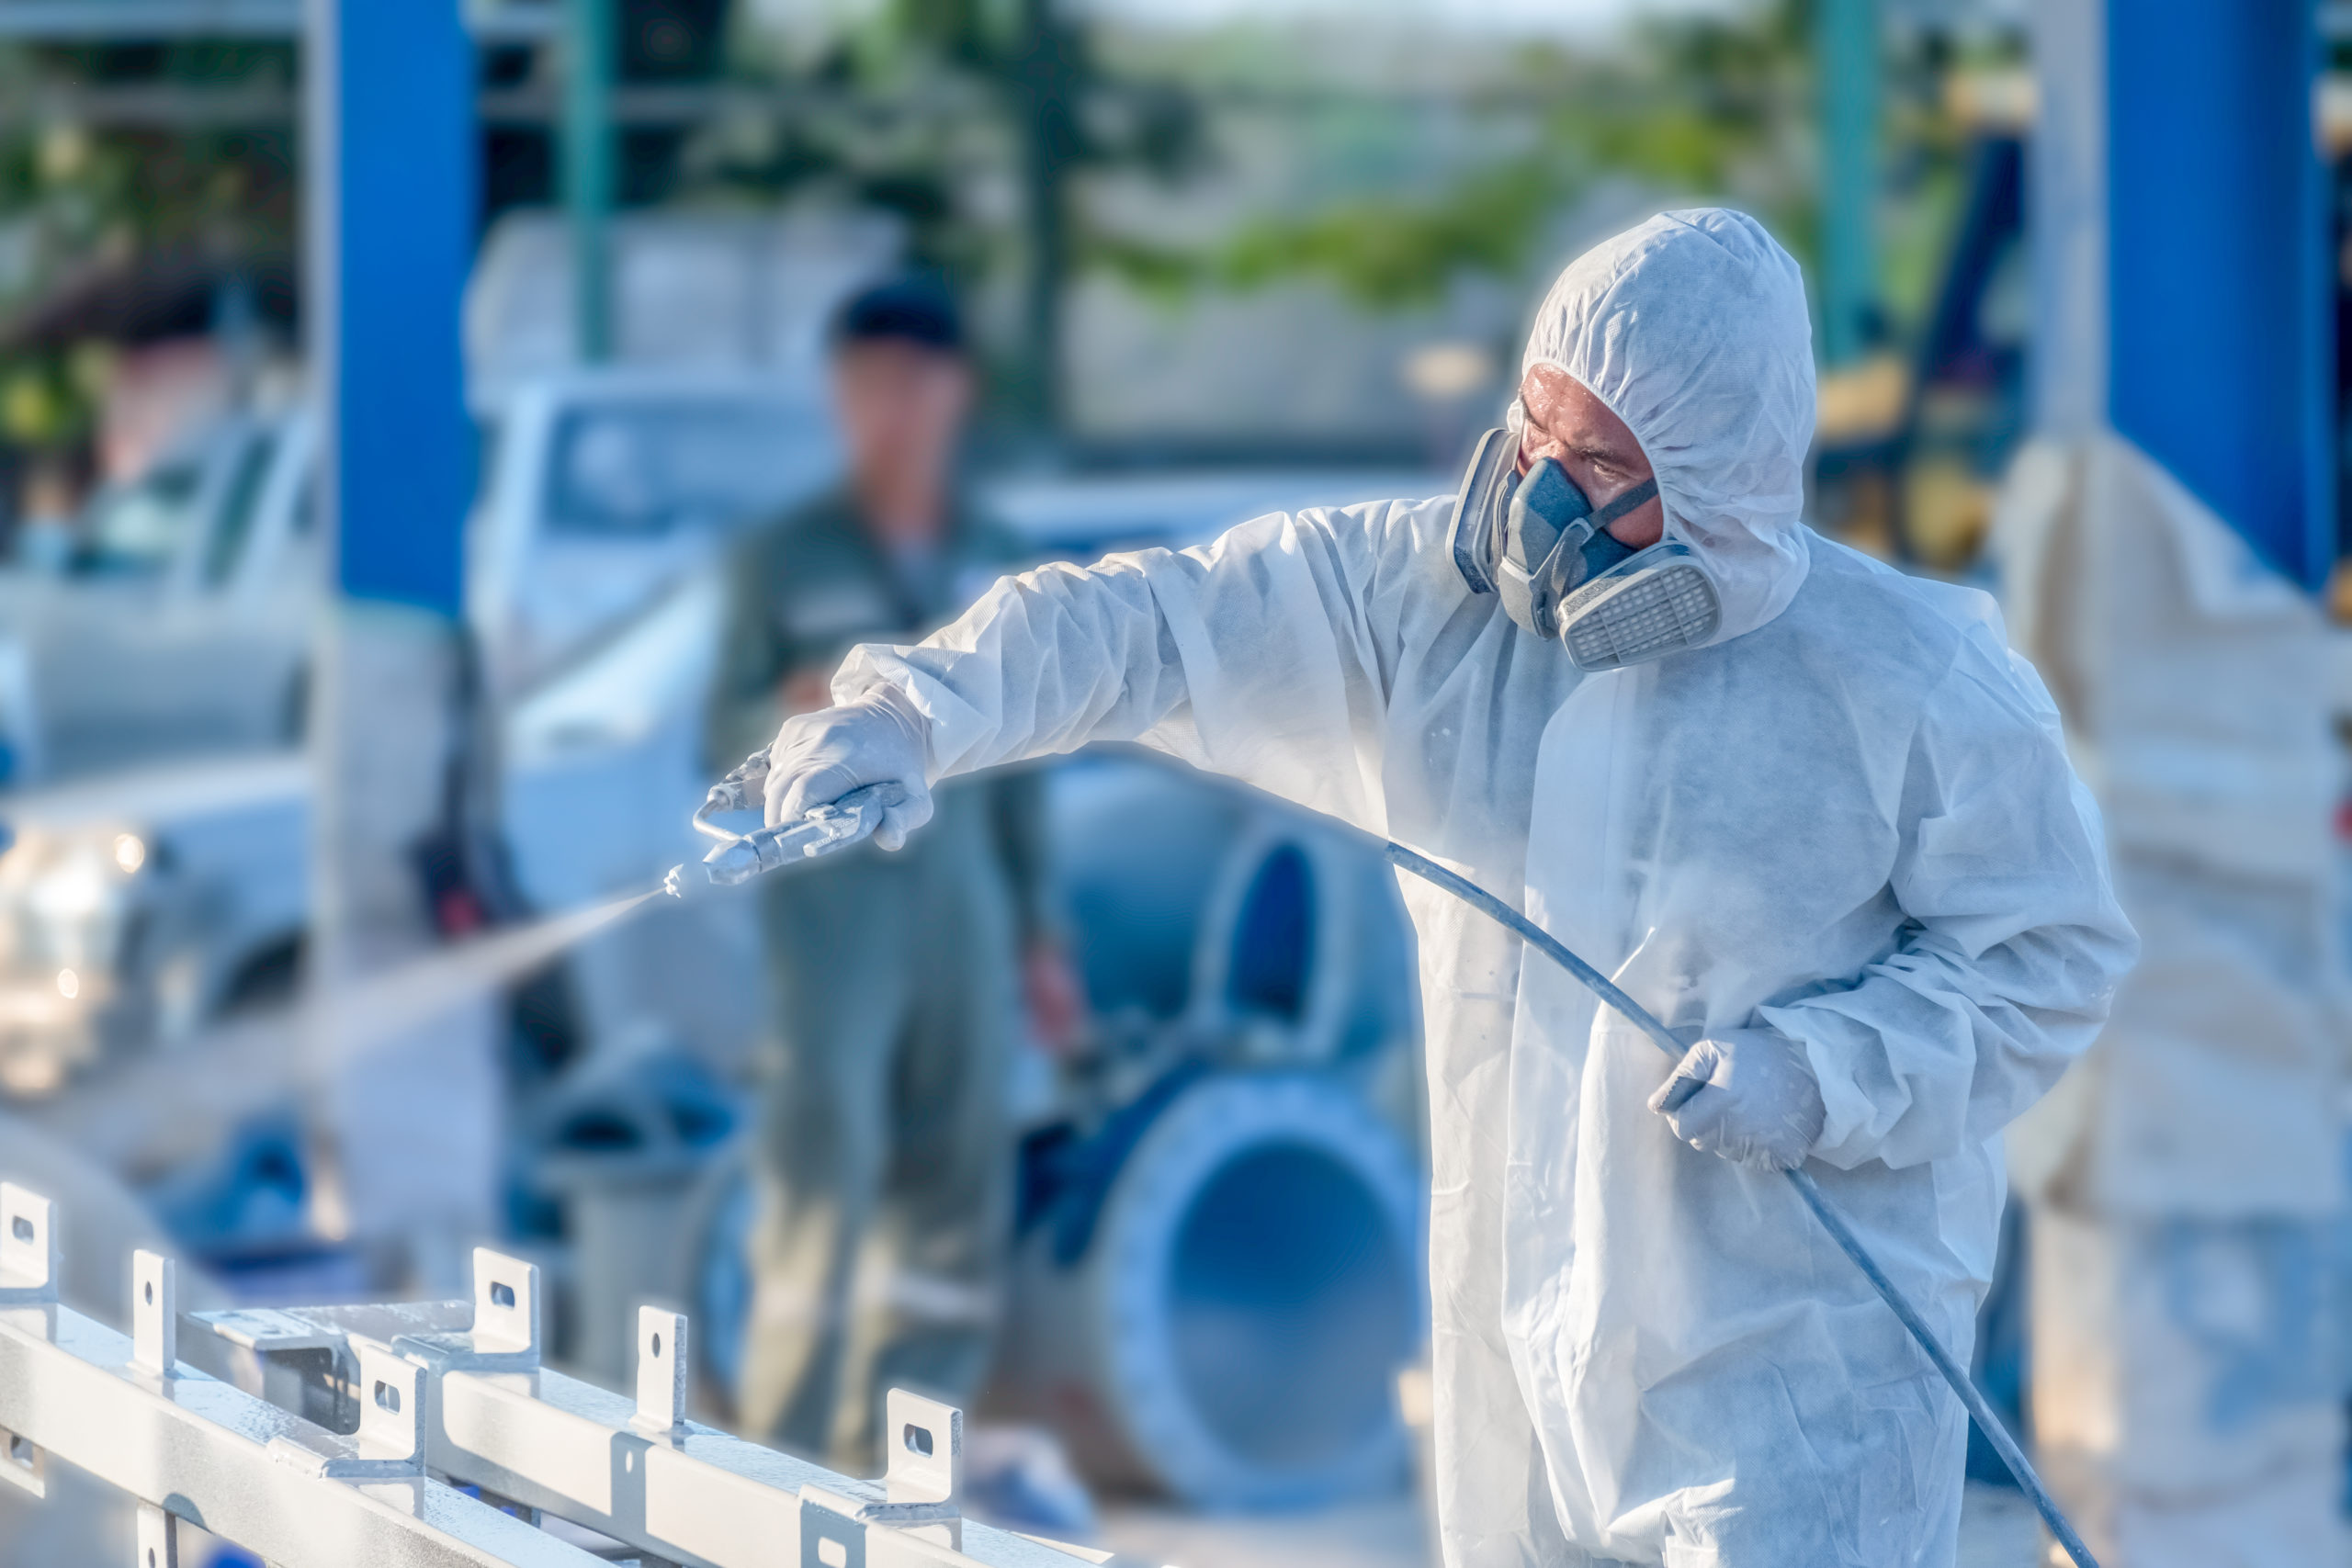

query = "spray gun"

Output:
[[662, 750, 902, 899]]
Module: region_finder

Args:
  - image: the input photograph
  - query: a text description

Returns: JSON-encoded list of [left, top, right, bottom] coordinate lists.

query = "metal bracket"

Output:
[[0, 1184, 1079, 1568], [393, 1247, 540, 1370], [350, 1337, 426, 1473], [0, 1425, 44, 1497], [0, 1191, 581, 1568], [264, 1337, 424, 1481], [136, 1500, 178, 1568], [629, 1307, 687, 1436], [799, 1487, 871, 1568], [192, 1305, 340, 1355], [131, 1250, 176, 1376], [798, 1394, 965, 1552], [876, 1389, 961, 1535], [0, 1184, 58, 1304]]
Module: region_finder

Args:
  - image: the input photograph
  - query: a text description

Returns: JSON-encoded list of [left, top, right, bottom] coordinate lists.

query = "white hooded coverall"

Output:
[[836, 210, 2137, 1567]]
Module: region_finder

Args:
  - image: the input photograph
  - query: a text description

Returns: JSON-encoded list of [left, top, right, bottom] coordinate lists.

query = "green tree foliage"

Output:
[[684, 0, 1204, 276], [1141, 1, 1813, 313], [0, 41, 296, 453]]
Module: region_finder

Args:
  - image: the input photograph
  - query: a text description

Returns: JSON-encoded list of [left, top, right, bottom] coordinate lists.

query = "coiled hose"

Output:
[[1379, 841, 2097, 1568]]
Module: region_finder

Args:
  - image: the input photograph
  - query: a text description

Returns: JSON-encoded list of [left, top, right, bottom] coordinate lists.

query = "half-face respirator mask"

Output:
[[1449, 424, 1723, 671]]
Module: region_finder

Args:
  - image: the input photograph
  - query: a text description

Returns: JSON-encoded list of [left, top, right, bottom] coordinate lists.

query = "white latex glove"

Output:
[[1645, 1026, 1826, 1171], [763, 687, 934, 852]]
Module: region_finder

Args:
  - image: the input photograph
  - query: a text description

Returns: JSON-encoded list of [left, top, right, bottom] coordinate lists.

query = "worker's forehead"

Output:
[[831, 337, 968, 376], [1520, 364, 1640, 446]]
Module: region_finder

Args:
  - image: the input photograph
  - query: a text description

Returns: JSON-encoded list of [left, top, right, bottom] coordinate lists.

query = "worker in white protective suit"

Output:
[[758, 209, 2138, 1567]]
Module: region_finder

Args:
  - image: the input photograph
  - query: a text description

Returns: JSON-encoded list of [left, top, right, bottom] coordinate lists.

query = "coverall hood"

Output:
[[1512, 207, 1816, 647]]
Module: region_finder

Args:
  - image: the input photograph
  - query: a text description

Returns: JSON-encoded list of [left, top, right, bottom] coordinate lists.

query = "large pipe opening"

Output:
[[1166, 1141, 1417, 1473]]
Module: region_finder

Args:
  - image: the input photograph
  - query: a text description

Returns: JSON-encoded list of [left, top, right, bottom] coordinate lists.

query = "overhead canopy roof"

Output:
[[0, 0, 556, 39]]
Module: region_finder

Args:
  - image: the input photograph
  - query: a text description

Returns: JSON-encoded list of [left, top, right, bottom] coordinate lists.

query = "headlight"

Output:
[[0, 825, 142, 977]]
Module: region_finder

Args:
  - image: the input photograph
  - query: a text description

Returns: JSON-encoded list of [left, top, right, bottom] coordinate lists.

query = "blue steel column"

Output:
[[308, 0, 475, 612], [2106, 0, 2333, 588]]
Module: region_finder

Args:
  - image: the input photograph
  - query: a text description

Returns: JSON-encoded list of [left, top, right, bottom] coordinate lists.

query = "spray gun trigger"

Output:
[[691, 782, 903, 889]]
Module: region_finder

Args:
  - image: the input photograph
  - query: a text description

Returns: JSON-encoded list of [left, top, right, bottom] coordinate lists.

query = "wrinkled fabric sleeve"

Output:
[[831, 503, 1424, 836], [1758, 649, 2139, 1170]]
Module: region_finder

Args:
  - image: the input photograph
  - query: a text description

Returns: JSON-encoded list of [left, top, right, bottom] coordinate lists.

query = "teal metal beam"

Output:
[[564, 0, 616, 364], [1815, 0, 1879, 367]]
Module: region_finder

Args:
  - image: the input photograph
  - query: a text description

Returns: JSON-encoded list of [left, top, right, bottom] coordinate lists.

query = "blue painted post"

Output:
[[308, 0, 476, 614], [2106, 0, 2333, 588], [303, 0, 492, 1262]]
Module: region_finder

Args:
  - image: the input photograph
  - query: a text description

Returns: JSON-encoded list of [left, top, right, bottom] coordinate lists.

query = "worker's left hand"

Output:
[[1023, 941, 1088, 1059], [1646, 1027, 1825, 1171]]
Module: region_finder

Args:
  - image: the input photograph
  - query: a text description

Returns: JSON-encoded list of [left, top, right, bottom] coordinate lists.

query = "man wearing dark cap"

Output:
[[707, 276, 1080, 1463]]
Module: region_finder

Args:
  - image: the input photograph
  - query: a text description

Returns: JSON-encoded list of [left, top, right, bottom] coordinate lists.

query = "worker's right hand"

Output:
[[1646, 1026, 1825, 1171], [763, 687, 934, 851]]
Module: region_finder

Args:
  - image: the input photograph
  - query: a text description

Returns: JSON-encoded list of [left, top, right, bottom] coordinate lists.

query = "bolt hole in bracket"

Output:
[[0, 1183, 59, 1305], [137, 1500, 178, 1568], [630, 1307, 688, 1436], [265, 1336, 426, 1480], [0, 1184, 56, 1496], [0, 1425, 44, 1498], [388, 1247, 542, 1371], [803, 1388, 968, 1552]]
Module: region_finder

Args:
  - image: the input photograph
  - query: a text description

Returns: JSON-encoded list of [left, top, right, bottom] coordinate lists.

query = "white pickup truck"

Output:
[[0, 412, 317, 784], [0, 367, 837, 788], [0, 367, 842, 1095], [0, 457, 1437, 1242]]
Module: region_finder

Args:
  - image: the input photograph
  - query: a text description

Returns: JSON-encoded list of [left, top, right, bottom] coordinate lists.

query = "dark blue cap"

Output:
[[831, 274, 964, 355]]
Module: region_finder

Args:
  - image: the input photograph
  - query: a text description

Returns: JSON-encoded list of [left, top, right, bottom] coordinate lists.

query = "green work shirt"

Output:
[[706, 485, 1051, 945]]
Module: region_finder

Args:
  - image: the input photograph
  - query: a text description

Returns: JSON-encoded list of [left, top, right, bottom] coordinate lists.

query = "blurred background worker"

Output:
[[705, 276, 1082, 1465]]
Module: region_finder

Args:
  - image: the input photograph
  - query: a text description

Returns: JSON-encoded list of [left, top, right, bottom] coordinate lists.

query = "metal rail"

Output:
[[0, 1181, 1102, 1568]]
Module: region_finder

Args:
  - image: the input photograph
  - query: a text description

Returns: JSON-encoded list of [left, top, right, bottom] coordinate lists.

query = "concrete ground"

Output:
[[1101, 1483, 2045, 1568]]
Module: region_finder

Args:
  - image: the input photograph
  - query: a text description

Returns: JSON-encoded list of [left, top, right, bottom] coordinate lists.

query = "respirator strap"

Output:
[[1591, 477, 1659, 529]]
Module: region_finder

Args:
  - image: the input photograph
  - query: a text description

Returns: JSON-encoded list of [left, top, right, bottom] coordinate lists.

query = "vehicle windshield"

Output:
[[73, 459, 207, 577], [201, 431, 279, 587], [545, 399, 823, 539]]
